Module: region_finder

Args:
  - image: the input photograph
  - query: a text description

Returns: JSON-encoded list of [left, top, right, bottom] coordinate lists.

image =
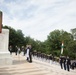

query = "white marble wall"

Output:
[[0, 29, 9, 52], [0, 29, 12, 65]]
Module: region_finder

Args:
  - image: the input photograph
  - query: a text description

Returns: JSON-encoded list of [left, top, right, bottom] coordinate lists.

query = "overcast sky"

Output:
[[0, 0, 76, 41]]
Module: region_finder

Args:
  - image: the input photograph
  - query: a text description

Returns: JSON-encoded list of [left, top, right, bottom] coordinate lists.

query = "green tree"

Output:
[[46, 30, 73, 56], [60, 30, 73, 49], [3, 26, 25, 48], [16, 29, 25, 46], [47, 30, 61, 50], [24, 36, 37, 50], [66, 40, 76, 59], [3, 26, 17, 46]]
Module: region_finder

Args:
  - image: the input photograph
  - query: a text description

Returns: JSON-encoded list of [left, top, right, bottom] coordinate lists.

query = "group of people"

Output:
[[9, 45, 73, 71], [9, 44, 32, 63], [9, 45, 20, 55], [59, 56, 71, 71], [32, 51, 55, 61]]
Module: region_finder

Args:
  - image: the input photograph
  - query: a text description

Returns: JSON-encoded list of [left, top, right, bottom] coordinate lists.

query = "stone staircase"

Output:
[[0, 54, 76, 75]]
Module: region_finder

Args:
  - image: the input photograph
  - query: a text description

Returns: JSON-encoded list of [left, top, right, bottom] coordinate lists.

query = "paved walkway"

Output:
[[0, 53, 76, 75]]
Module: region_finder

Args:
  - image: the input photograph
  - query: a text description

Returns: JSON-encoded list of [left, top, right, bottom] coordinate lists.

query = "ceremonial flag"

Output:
[[61, 42, 64, 54]]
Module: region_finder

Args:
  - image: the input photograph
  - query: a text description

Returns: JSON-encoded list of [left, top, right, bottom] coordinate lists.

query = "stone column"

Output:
[[0, 11, 12, 65], [0, 29, 13, 65]]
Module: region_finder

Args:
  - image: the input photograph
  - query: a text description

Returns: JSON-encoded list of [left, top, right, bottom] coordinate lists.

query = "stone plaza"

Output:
[[0, 53, 76, 75]]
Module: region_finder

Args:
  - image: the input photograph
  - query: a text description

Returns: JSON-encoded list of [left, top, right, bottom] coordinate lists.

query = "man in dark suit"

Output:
[[63, 56, 66, 70], [15, 46, 18, 55], [29, 45, 32, 63], [9, 45, 13, 55], [26, 45, 32, 63]]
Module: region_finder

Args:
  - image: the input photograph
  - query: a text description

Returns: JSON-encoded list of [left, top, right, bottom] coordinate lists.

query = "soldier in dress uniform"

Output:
[[66, 56, 71, 71], [59, 56, 63, 69], [63, 56, 66, 70]]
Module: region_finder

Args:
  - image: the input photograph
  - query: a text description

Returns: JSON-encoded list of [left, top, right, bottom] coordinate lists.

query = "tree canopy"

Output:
[[2, 25, 76, 59]]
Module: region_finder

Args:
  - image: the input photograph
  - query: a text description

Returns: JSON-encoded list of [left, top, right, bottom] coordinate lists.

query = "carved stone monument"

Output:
[[0, 11, 12, 65]]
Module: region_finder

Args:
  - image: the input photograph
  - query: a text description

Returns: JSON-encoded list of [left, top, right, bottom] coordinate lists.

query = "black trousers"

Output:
[[63, 63, 66, 70], [29, 53, 32, 63], [66, 64, 70, 71], [60, 62, 63, 69]]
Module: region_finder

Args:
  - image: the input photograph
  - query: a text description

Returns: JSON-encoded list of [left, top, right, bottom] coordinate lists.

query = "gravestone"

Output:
[[0, 11, 12, 65]]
